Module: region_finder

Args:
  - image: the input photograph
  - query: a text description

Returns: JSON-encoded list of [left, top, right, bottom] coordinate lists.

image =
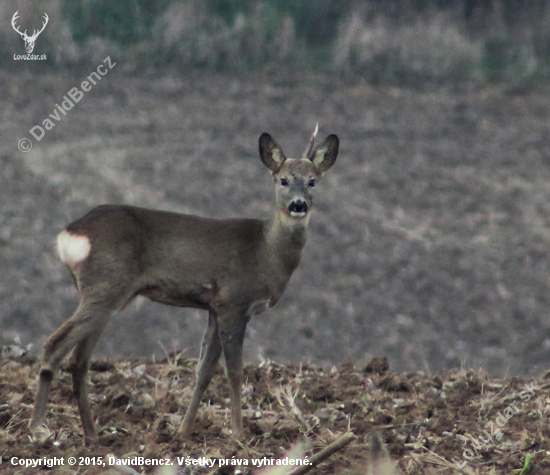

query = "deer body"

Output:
[[31, 128, 338, 444], [60, 205, 302, 314]]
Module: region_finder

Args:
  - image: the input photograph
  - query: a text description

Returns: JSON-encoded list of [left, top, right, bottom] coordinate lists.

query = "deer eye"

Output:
[[280, 178, 289, 186], [308, 179, 315, 187]]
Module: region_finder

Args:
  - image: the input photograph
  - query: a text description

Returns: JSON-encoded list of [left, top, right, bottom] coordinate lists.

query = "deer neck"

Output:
[[266, 210, 310, 271]]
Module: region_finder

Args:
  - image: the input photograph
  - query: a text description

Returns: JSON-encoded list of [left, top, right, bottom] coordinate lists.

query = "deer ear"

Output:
[[310, 134, 339, 174], [259, 133, 286, 173]]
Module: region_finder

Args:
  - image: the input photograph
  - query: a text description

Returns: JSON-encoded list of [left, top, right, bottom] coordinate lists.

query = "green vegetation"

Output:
[[61, 0, 172, 44], [5, 0, 550, 85], [519, 453, 532, 475]]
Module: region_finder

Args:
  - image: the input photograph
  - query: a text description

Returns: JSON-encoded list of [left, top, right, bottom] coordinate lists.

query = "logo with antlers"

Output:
[[11, 11, 49, 54]]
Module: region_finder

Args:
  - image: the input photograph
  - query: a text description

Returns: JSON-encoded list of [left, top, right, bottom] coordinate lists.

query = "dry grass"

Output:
[[334, 7, 483, 84], [2, 0, 550, 83], [154, 1, 299, 71]]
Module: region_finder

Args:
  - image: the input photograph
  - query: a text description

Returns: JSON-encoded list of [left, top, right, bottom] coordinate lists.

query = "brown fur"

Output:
[[31, 131, 339, 444]]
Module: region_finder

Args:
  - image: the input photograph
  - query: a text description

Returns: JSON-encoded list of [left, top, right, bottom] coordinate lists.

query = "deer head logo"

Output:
[[11, 11, 49, 54]]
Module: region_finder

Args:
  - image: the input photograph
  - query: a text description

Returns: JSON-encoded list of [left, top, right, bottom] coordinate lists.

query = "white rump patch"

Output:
[[57, 230, 91, 265]]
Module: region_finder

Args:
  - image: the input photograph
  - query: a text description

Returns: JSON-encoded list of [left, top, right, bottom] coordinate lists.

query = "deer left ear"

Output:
[[310, 134, 339, 174]]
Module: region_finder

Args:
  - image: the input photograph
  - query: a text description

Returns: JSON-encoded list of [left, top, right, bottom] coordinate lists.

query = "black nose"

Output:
[[288, 200, 308, 214]]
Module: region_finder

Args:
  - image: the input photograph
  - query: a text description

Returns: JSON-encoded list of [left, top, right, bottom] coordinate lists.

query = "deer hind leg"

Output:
[[179, 311, 222, 437], [69, 327, 104, 445], [30, 297, 121, 439], [217, 312, 250, 440]]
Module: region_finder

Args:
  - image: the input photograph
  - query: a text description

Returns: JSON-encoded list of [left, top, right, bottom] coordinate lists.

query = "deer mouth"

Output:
[[288, 200, 309, 218]]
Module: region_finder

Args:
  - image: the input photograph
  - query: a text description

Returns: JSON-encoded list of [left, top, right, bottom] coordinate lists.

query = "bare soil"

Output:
[[2, 70, 550, 376], [1, 354, 549, 474]]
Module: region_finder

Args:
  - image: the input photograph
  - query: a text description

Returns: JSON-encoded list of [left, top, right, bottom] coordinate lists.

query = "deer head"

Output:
[[259, 124, 339, 221], [12, 11, 49, 54]]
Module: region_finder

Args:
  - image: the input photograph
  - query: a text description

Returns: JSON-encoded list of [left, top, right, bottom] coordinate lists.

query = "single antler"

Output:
[[304, 122, 319, 159]]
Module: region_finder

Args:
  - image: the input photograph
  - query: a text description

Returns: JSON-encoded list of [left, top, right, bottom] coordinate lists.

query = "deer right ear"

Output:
[[259, 133, 286, 173]]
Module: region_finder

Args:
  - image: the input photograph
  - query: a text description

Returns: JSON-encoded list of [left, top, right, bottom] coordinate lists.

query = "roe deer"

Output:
[[30, 126, 339, 444]]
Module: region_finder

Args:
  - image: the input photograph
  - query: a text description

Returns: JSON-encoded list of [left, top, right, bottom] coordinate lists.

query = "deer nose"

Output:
[[288, 200, 308, 214]]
